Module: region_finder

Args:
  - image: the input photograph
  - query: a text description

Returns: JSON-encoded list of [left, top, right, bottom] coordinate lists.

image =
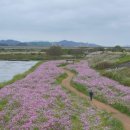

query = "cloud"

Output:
[[0, 0, 130, 46]]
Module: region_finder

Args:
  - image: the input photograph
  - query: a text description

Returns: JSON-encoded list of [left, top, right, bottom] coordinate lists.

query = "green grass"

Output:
[[71, 81, 89, 95], [108, 118, 124, 130], [69, 69, 78, 74], [94, 94, 107, 103], [101, 111, 124, 130], [3, 112, 10, 123], [0, 98, 8, 111], [58, 63, 68, 67], [56, 73, 68, 84], [116, 55, 130, 64], [33, 128, 39, 130], [71, 115, 83, 130], [112, 103, 130, 116], [0, 61, 43, 89]]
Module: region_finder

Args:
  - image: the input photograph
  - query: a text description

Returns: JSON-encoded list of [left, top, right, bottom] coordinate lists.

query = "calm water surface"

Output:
[[0, 61, 38, 82]]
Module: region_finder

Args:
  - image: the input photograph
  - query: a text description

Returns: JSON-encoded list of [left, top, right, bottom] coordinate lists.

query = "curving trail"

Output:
[[61, 68, 130, 130]]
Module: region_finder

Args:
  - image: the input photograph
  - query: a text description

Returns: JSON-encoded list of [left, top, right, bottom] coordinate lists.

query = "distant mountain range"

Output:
[[0, 40, 100, 47], [54, 40, 100, 47]]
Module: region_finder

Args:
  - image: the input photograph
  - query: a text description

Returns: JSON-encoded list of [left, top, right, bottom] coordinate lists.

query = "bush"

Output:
[[94, 61, 115, 69], [113, 45, 125, 52], [46, 46, 63, 57]]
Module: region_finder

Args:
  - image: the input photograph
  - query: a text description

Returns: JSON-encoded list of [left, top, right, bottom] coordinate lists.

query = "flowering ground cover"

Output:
[[67, 61, 130, 116], [0, 61, 123, 129]]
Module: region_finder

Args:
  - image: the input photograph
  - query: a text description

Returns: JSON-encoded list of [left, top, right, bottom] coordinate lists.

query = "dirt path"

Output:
[[61, 68, 130, 130]]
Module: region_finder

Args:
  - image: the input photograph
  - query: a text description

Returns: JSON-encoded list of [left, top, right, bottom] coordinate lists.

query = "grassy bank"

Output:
[[92, 54, 130, 87], [116, 55, 130, 64], [101, 68, 130, 86], [94, 61, 130, 86], [0, 53, 46, 60], [0, 61, 43, 89]]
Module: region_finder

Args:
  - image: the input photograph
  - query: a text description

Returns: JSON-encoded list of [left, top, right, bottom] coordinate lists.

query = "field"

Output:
[[0, 49, 130, 130], [0, 60, 125, 130], [1, 0, 130, 128]]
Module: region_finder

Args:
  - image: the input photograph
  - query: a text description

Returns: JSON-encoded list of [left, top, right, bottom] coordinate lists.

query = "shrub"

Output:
[[94, 61, 115, 69], [46, 46, 63, 57]]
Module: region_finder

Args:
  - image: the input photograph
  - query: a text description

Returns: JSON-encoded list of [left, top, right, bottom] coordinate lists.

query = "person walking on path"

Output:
[[89, 90, 93, 101]]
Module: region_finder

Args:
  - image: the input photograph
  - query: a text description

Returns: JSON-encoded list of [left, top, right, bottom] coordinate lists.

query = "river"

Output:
[[0, 61, 38, 82]]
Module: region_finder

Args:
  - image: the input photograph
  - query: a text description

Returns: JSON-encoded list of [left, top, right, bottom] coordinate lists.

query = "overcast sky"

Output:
[[0, 0, 130, 46]]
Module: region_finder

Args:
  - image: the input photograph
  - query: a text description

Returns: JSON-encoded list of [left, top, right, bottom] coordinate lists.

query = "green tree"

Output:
[[46, 46, 63, 56], [68, 49, 84, 58], [113, 45, 124, 52]]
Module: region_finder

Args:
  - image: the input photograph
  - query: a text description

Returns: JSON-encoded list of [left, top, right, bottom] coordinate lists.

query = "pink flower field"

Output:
[[0, 61, 122, 130], [67, 61, 130, 112]]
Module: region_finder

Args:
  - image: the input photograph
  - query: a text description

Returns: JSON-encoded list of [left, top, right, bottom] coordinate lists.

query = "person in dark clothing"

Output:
[[89, 90, 93, 101]]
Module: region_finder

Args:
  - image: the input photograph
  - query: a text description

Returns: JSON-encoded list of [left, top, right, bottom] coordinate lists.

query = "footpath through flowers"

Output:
[[0, 61, 123, 130], [67, 61, 130, 112]]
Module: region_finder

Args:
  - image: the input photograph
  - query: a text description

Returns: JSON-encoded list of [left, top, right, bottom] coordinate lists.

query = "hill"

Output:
[[54, 40, 99, 47], [0, 39, 100, 47]]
